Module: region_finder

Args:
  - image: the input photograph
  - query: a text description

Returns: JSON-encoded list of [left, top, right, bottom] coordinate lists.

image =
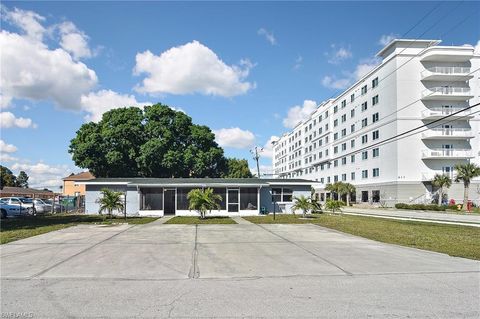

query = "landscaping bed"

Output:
[[244, 214, 321, 224], [165, 216, 236, 224], [0, 214, 158, 244]]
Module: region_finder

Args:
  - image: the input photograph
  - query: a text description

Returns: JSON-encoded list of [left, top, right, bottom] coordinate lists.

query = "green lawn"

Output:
[[245, 214, 480, 260], [0, 214, 158, 244], [165, 216, 236, 224]]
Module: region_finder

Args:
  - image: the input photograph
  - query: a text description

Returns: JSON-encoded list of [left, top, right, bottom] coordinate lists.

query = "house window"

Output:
[[272, 188, 293, 203], [373, 168, 380, 177], [240, 188, 258, 210], [372, 77, 379, 88], [212, 188, 227, 210], [141, 188, 163, 210], [177, 188, 195, 210], [372, 130, 379, 140], [372, 95, 379, 105], [372, 112, 379, 123]]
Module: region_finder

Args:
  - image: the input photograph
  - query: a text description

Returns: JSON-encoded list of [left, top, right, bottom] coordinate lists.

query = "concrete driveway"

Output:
[[1, 220, 479, 318]]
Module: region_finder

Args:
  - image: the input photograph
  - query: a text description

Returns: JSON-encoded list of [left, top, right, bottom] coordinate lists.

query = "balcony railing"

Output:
[[421, 87, 471, 98], [421, 128, 474, 139], [421, 148, 473, 159], [421, 66, 470, 78], [421, 172, 455, 181], [421, 107, 472, 118]]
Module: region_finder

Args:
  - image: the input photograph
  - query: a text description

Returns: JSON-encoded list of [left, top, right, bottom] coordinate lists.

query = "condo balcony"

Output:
[[421, 67, 472, 81], [421, 107, 473, 120], [421, 87, 473, 101], [420, 47, 474, 62], [421, 128, 475, 140], [421, 172, 455, 181], [421, 148, 474, 159]]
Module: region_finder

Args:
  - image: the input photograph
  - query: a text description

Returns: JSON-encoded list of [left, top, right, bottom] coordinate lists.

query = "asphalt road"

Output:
[[1, 219, 479, 318]]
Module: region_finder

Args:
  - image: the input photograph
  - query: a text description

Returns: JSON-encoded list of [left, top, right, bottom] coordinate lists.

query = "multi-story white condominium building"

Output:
[[273, 39, 480, 205]]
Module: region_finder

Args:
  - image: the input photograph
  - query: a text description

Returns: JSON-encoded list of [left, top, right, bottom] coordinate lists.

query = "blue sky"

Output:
[[1, 1, 479, 189]]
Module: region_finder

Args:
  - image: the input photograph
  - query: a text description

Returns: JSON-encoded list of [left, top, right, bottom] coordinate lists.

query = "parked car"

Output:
[[43, 199, 64, 213], [0, 197, 37, 216], [32, 198, 53, 214], [0, 198, 30, 218]]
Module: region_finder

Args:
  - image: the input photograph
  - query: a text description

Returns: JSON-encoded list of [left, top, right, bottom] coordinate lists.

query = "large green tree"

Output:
[[0, 165, 17, 189], [16, 171, 29, 188], [69, 103, 228, 178], [223, 158, 253, 178]]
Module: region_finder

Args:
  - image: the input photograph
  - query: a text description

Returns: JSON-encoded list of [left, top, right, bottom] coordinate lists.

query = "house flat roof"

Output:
[[80, 178, 317, 187]]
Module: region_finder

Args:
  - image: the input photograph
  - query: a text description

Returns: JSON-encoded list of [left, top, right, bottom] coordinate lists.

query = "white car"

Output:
[[0, 197, 37, 216], [0, 199, 30, 218], [32, 198, 53, 214]]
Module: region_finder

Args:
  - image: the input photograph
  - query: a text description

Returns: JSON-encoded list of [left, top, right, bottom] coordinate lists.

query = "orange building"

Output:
[[62, 172, 94, 196]]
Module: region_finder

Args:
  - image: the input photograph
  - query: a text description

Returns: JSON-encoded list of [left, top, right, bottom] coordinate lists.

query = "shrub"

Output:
[[395, 203, 446, 211]]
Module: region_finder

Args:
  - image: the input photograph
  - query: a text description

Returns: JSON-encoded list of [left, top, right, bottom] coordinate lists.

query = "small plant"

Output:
[[325, 199, 343, 213], [187, 188, 221, 219], [96, 188, 125, 221], [292, 195, 312, 218], [394, 203, 446, 211]]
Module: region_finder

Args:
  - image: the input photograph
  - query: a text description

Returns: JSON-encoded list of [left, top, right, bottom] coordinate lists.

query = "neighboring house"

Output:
[[62, 172, 95, 196], [81, 178, 316, 216], [0, 186, 55, 200]]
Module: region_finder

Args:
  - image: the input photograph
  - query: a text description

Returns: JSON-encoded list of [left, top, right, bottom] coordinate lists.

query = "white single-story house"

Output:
[[81, 178, 317, 216]]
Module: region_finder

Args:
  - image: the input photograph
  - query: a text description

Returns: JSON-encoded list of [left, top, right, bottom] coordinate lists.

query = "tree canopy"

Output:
[[69, 103, 251, 178], [222, 158, 253, 178], [0, 166, 30, 189]]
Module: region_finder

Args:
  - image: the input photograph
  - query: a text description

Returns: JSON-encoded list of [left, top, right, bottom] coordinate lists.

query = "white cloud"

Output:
[[213, 127, 256, 149], [0, 139, 17, 153], [0, 153, 18, 162], [80, 89, 151, 122], [10, 162, 72, 188], [378, 34, 397, 46], [321, 58, 381, 90], [250, 164, 274, 177], [0, 30, 98, 110], [0, 111, 36, 128], [283, 100, 317, 129], [257, 28, 277, 45], [325, 44, 352, 64], [134, 40, 255, 97], [261, 135, 280, 159], [293, 55, 303, 70], [1, 6, 46, 42], [58, 21, 92, 60]]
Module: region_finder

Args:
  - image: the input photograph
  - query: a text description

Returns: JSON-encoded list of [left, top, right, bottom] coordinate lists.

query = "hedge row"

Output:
[[394, 203, 446, 211]]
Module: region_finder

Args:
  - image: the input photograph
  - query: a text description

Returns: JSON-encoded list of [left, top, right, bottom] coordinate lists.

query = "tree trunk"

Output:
[[303, 209, 306, 218], [463, 183, 469, 211], [438, 188, 443, 206], [346, 193, 350, 207]]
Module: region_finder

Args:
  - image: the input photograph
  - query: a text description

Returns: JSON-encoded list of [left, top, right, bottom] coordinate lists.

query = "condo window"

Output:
[[342, 157, 347, 165], [351, 124, 355, 133], [361, 102, 368, 111], [361, 85, 367, 95], [372, 77, 379, 88], [372, 148, 379, 157], [362, 118, 368, 127], [334, 105, 338, 113], [342, 174, 347, 181], [341, 129, 347, 137], [351, 109, 355, 118], [362, 135, 368, 144], [373, 168, 380, 177], [362, 151, 368, 160], [334, 119, 338, 127], [372, 112, 379, 123], [334, 175, 339, 182], [341, 143, 347, 151], [362, 170, 368, 178], [351, 94, 355, 102], [351, 139, 355, 148], [351, 172, 355, 180], [372, 130, 379, 140], [372, 95, 379, 105], [341, 100, 346, 108], [372, 190, 380, 202]]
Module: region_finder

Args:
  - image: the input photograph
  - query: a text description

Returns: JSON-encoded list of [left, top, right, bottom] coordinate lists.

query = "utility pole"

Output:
[[250, 146, 263, 178]]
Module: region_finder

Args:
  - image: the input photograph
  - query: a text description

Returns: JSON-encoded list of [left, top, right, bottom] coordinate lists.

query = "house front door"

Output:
[[164, 189, 176, 215]]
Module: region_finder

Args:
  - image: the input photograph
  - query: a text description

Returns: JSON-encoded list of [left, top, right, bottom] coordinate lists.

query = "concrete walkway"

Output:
[[232, 216, 254, 224], [343, 207, 480, 227]]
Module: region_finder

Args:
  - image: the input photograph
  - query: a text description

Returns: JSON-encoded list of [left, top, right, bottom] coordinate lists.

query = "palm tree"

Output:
[[325, 182, 343, 201], [454, 163, 480, 210], [97, 188, 124, 220], [341, 183, 356, 206], [325, 199, 342, 214], [187, 188, 221, 219], [291, 195, 312, 218], [431, 174, 452, 206]]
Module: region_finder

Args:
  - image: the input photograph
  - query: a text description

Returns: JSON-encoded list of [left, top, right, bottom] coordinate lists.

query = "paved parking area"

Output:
[[1, 220, 479, 318]]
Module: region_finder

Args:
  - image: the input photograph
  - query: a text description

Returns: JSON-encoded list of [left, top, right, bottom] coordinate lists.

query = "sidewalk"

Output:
[[342, 207, 480, 227]]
